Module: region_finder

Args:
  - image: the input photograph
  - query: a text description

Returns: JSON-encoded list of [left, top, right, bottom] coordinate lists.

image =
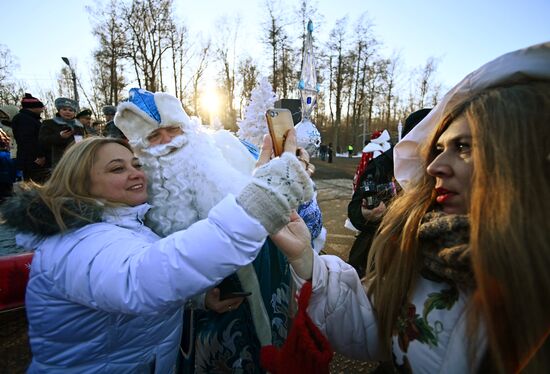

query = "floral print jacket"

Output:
[[292, 254, 486, 373]]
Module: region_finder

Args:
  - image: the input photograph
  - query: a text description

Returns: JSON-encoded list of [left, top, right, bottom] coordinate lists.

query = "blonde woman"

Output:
[[0, 132, 313, 373], [279, 43, 550, 373]]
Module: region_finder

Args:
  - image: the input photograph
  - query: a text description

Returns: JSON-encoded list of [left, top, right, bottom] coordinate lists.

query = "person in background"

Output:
[[11, 94, 48, 183], [92, 120, 105, 136], [276, 42, 550, 373], [352, 129, 391, 192], [39, 97, 86, 169], [319, 143, 327, 161], [327, 142, 333, 163], [0, 132, 313, 372], [348, 144, 354, 158], [0, 104, 20, 159], [347, 109, 430, 278], [102, 105, 127, 139], [0, 127, 16, 200], [76, 108, 98, 135]]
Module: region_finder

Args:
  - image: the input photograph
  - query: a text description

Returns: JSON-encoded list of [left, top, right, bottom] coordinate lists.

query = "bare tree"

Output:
[[122, 0, 174, 92], [237, 57, 259, 117], [276, 33, 297, 98], [214, 16, 241, 128], [326, 16, 348, 149], [327, 55, 335, 129], [365, 59, 386, 137], [0, 44, 25, 104], [262, 0, 286, 93], [168, 23, 190, 100], [430, 82, 442, 107], [348, 14, 377, 148], [57, 67, 75, 99], [189, 38, 212, 116], [0, 45, 17, 88], [87, 0, 127, 105], [416, 57, 438, 108], [380, 52, 400, 128]]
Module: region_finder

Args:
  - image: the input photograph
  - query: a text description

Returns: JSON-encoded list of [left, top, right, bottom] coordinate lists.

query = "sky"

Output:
[[1, 0, 549, 102]]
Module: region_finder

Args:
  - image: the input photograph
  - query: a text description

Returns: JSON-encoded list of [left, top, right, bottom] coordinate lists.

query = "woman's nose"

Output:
[[129, 167, 145, 179], [427, 153, 452, 178]]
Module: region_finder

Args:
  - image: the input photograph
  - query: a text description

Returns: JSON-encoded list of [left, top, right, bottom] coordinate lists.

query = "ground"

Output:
[[0, 155, 382, 373]]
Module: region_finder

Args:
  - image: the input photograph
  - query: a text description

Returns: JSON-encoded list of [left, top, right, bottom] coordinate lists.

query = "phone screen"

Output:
[[266, 108, 294, 156]]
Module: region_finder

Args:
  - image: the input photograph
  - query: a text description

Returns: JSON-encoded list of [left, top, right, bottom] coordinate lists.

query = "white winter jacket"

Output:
[[293, 253, 484, 373], [18, 195, 268, 373]]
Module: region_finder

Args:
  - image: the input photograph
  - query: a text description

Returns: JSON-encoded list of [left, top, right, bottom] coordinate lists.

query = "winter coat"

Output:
[[295, 254, 483, 373], [1, 191, 268, 373], [347, 149, 395, 277], [11, 109, 45, 168], [39, 116, 87, 167], [104, 120, 127, 140]]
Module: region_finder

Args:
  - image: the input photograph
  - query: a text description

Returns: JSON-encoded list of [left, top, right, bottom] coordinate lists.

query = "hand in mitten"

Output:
[[237, 129, 314, 234]]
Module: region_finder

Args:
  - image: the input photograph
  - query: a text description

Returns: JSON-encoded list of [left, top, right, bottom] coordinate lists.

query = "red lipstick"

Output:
[[435, 187, 453, 204]]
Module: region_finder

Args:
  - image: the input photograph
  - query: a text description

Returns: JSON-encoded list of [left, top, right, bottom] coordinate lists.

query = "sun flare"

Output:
[[200, 88, 221, 120]]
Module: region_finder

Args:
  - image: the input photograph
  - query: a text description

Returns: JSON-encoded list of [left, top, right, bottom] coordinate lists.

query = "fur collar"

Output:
[[419, 211, 474, 289], [0, 188, 103, 236]]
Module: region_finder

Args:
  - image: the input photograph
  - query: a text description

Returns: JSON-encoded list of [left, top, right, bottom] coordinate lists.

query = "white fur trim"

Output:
[[115, 92, 195, 146], [371, 129, 390, 144], [362, 143, 383, 153], [115, 101, 160, 145], [154, 92, 193, 128], [211, 129, 256, 175]]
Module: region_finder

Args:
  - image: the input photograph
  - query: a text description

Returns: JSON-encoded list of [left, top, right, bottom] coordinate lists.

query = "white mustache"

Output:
[[140, 134, 188, 157]]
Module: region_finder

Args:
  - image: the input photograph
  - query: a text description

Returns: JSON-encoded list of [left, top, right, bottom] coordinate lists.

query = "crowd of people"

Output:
[[0, 97, 127, 193], [0, 42, 548, 373]]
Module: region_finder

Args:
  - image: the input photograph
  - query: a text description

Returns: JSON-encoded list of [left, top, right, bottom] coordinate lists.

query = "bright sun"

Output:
[[200, 88, 221, 120]]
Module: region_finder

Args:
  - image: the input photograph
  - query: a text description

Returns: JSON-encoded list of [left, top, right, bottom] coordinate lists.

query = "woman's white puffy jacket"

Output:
[[294, 253, 481, 374], [19, 195, 267, 373]]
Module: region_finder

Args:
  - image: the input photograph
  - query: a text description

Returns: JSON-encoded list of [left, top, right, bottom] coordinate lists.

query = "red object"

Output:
[[260, 281, 333, 374], [0, 252, 33, 311]]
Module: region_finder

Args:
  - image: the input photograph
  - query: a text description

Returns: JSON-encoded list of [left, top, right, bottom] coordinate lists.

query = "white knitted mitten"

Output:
[[237, 152, 314, 233]]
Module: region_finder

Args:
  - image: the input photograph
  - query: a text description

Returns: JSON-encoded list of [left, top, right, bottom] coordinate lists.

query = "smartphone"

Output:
[[217, 277, 252, 301], [266, 108, 294, 156]]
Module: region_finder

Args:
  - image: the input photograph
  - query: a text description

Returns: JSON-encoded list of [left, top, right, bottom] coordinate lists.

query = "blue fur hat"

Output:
[[114, 88, 194, 146], [54, 97, 77, 112]]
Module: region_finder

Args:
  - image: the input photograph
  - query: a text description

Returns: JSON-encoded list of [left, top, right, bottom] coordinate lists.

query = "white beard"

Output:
[[137, 128, 273, 347], [136, 130, 252, 237]]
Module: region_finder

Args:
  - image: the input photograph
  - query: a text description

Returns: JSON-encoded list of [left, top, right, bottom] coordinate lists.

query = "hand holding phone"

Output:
[[217, 276, 252, 301], [266, 108, 295, 156], [59, 126, 74, 138]]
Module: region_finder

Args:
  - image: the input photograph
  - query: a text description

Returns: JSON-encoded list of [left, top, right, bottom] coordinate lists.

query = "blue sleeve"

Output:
[[298, 194, 322, 240]]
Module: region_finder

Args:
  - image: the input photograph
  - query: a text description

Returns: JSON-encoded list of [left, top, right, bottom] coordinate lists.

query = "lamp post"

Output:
[[61, 57, 79, 110]]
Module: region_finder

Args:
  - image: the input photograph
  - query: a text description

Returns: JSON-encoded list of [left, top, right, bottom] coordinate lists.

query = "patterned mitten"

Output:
[[237, 153, 314, 233]]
